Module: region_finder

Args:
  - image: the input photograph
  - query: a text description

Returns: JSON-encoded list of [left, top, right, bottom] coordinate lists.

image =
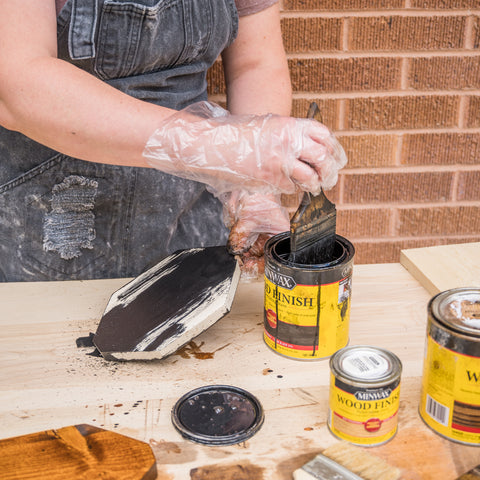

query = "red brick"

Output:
[[289, 57, 401, 93], [349, 16, 466, 51], [344, 96, 459, 131], [343, 172, 454, 204], [466, 95, 480, 128], [291, 99, 339, 128], [281, 17, 342, 53], [336, 208, 391, 238], [337, 134, 397, 168], [474, 16, 480, 49], [408, 56, 480, 90], [207, 61, 225, 96], [282, 0, 404, 11], [401, 133, 480, 165], [398, 206, 480, 236], [457, 171, 480, 201]]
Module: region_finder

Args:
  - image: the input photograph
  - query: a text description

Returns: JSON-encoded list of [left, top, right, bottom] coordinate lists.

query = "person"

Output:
[[0, 0, 345, 282]]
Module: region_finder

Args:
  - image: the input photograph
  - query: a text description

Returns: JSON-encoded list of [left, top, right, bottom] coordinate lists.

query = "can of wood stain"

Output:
[[263, 232, 354, 360], [419, 287, 480, 446], [328, 345, 402, 446]]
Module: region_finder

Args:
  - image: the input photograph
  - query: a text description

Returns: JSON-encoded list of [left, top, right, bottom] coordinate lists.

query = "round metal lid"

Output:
[[431, 288, 480, 337], [171, 385, 264, 446], [330, 345, 402, 386]]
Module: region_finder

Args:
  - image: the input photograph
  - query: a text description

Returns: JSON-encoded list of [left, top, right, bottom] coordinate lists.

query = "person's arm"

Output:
[[221, 3, 292, 117], [220, 4, 294, 268], [0, 1, 174, 168]]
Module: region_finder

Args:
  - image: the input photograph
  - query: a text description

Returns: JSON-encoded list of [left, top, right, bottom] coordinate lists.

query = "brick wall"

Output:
[[208, 0, 480, 264]]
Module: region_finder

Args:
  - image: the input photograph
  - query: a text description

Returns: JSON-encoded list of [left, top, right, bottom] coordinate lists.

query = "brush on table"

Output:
[[293, 442, 401, 480]]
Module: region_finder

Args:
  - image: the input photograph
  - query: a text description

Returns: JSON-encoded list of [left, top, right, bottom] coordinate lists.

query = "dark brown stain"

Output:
[[174, 340, 231, 360], [190, 462, 264, 480], [304, 427, 314, 431]]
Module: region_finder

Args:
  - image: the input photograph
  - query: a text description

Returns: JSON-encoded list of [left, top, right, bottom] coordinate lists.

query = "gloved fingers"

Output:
[[226, 192, 290, 255], [237, 254, 265, 281], [292, 121, 347, 192]]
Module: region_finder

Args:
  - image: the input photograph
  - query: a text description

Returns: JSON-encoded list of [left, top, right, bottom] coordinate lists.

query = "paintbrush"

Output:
[[288, 103, 337, 265], [293, 442, 402, 480], [456, 465, 480, 480]]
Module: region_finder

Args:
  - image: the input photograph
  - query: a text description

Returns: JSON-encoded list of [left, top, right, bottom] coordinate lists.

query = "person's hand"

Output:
[[221, 191, 292, 279], [143, 101, 346, 197]]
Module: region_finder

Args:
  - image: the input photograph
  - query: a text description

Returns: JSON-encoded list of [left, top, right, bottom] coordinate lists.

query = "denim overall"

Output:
[[0, 0, 238, 281]]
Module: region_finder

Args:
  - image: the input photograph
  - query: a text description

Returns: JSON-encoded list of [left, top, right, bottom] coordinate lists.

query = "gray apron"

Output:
[[0, 0, 238, 281]]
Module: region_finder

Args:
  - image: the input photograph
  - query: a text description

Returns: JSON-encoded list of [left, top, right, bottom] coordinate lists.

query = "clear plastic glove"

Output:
[[143, 101, 347, 197], [221, 191, 292, 279]]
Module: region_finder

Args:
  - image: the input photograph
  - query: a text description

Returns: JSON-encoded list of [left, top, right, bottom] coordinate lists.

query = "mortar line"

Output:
[[338, 98, 346, 131], [389, 208, 399, 237], [394, 134, 403, 167], [400, 57, 409, 91], [337, 200, 480, 210], [465, 14, 475, 49], [286, 51, 480, 59], [342, 16, 349, 52], [458, 95, 468, 129], [451, 170, 460, 202], [345, 234, 480, 243], [342, 164, 480, 174], [280, 11, 480, 19]]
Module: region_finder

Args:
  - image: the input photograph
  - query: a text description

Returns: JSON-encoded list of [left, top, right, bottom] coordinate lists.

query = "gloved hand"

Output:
[[143, 101, 347, 197], [221, 190, 293, 279]]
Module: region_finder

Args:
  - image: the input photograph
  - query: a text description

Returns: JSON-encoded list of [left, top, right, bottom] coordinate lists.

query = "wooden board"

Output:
[[94, 247, 240, 361], [400, 242, 480, 296], [0, 424, 156, 479]]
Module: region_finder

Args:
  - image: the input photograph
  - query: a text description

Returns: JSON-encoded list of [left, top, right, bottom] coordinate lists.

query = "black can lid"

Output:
[[171, 385, 264, 446]]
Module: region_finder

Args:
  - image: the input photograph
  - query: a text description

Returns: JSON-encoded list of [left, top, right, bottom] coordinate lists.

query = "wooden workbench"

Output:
[[0, 263, 478, 479]]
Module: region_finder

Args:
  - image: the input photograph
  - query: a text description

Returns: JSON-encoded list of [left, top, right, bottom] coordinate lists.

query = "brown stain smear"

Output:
[[174, 340, 231, 360], [190, 462, 264, 480], [149, 439, 198, 465]]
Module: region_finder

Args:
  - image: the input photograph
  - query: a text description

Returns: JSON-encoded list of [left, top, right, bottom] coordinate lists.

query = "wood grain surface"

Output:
[[0, 264, 479, 479], [0, 424, 156, 479], [400, 242, 480, 296]]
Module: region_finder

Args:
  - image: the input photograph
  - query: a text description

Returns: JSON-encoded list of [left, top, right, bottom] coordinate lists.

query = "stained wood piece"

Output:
[[0, 424, 157, 480], [400, 242, 480, 296], [94, 246, 240, 361]]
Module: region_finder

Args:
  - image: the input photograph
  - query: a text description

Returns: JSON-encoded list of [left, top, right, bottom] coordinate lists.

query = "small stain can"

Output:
[[419, 287, 480, 446], [328, 345, 402, 446], [263, 232, 354, 360]]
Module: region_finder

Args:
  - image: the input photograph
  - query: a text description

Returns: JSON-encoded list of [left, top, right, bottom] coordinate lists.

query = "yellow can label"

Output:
[[419, 335, 480, 445], [263, 274, 351, 359], [328, 373, 400, 445]]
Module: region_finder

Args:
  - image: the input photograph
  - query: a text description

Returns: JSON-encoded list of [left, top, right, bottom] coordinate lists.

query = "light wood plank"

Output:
[[400, 242, 480, 296]]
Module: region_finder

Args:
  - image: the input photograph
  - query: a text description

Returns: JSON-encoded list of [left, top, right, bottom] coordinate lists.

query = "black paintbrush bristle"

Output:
[[289, 190, 337, 265]]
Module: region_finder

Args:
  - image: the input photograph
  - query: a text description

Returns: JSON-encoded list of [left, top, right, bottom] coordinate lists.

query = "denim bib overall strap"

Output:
[[68, 0, 99, 60], [0, 0, 238, 282]]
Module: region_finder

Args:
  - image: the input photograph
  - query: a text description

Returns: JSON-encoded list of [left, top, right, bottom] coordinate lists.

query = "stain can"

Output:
[[328, 345, 402, 446], [419, 287, 480, 446], [263, 232, 354, 360]]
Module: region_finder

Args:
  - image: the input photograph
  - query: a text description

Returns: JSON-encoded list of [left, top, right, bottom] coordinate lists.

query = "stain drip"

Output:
[[43, 175, 98, 259]]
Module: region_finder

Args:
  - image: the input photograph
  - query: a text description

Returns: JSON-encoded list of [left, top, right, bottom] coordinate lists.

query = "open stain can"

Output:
[[419, 287, 480, 446], [328, 345, 402, 446], [263, 232, 354, 360]]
